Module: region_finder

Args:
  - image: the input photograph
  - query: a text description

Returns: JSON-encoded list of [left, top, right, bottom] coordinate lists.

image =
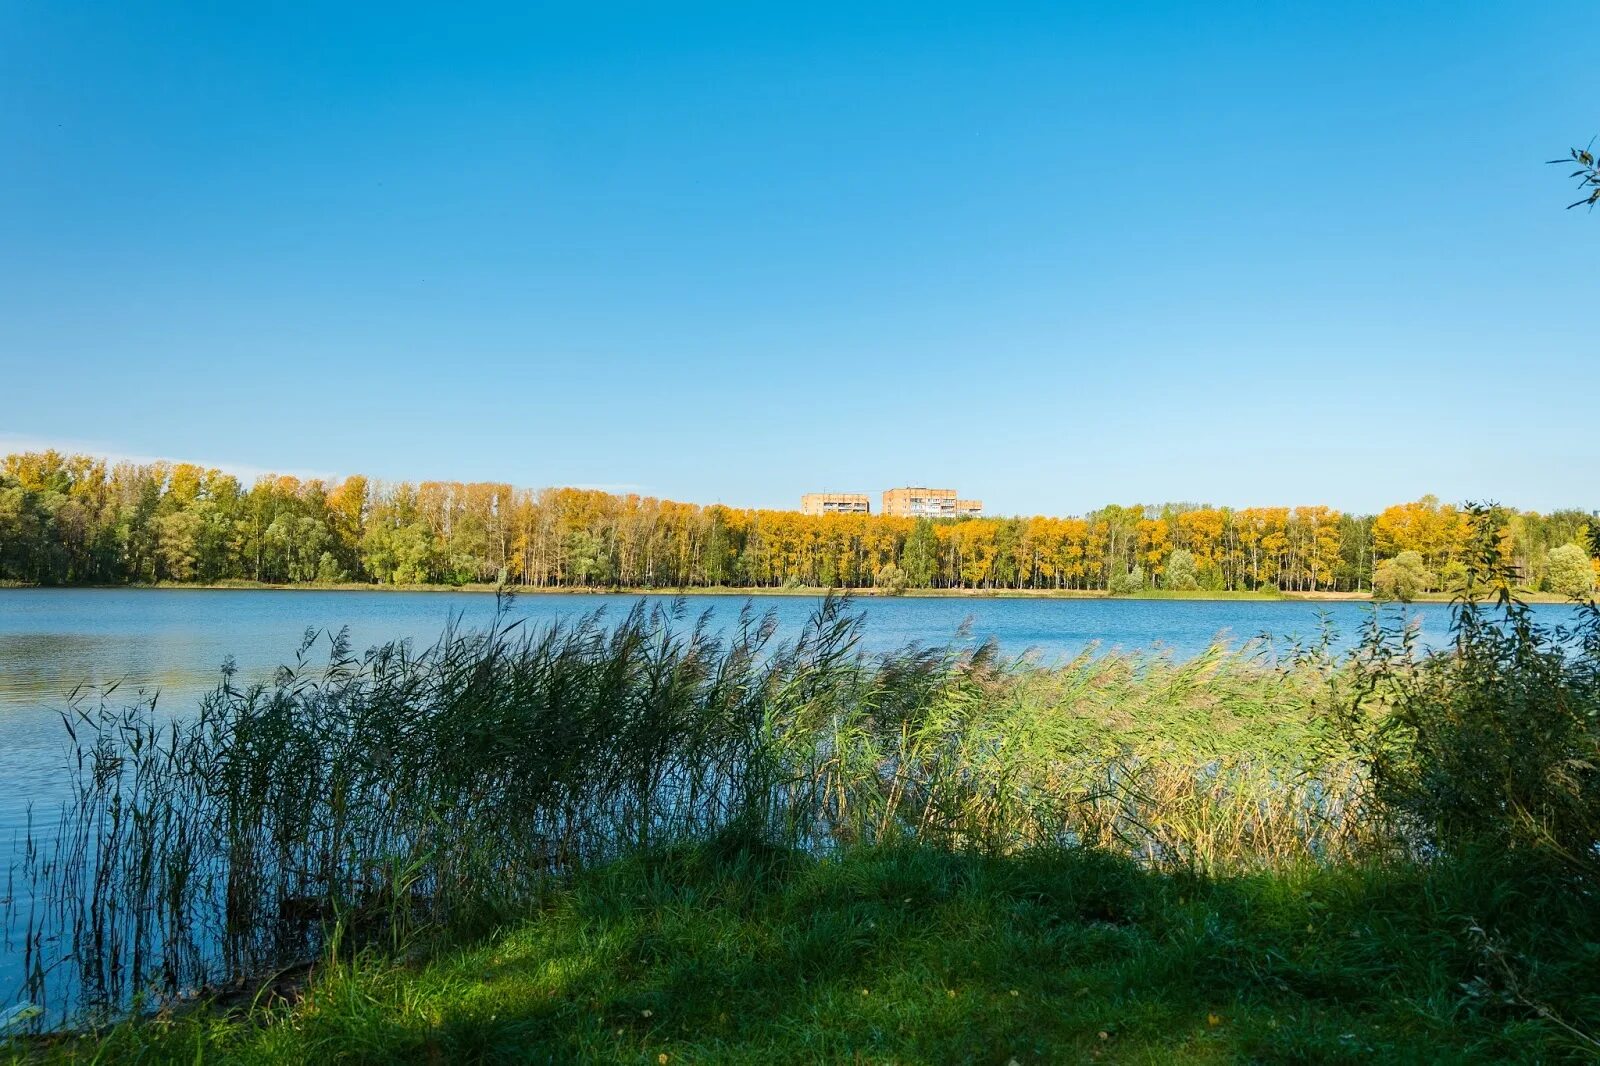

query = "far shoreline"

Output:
[[0, 580, 1578, 605]]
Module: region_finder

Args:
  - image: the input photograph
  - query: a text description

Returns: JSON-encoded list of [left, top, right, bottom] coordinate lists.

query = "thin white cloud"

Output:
[[0, 433, 338, 485], [0, 434, 651, 495]]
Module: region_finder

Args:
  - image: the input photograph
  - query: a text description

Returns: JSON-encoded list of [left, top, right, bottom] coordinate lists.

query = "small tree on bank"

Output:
[[874, 561, 909, 596], [1108, 565, 1145, 595], [1546, 543, 1597, 599], [1373, 550, 1433, 602], [1163, 549, 1200, 591]]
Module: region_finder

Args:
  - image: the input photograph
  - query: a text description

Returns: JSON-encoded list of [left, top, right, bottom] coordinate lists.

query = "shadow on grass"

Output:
[[14, 841, 1600, 1064]]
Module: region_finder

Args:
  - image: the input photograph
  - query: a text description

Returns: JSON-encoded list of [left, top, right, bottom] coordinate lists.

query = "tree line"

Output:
[[1, 451, 1595, 596]]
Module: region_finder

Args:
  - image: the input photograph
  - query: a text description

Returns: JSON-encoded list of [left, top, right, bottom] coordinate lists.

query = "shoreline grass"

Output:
[[14, 842, 1600, 1063], [0, 579, 1576, 603]]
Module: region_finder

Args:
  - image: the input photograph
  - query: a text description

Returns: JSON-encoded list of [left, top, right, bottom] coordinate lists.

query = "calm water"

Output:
[[0, 587, 1497, 826]]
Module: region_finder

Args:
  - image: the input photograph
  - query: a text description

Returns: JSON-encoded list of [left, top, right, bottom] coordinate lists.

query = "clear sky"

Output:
[[2, 2, 1596, 516]]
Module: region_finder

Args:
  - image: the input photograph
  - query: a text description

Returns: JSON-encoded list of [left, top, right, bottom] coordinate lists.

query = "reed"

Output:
[[6, 595, 1378, 1030]]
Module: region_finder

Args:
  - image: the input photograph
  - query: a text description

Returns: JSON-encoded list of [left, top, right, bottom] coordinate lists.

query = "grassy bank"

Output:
[[3, 579, 1577, 603], [18, 843, 1600, 1064]]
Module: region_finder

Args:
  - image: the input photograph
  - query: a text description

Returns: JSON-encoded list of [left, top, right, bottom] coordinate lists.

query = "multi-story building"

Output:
[[800, 492, 871, 515], [881, 487, 983, 518]]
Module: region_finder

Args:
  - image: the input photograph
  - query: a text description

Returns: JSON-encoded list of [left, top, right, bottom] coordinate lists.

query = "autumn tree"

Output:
[[1, 448, 1574, 598]]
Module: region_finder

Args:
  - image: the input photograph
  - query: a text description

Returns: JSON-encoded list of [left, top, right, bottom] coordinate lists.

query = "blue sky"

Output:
[[2, 2, 1596, 515]]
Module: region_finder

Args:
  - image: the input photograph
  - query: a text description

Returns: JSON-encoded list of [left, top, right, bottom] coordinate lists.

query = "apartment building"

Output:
[[880, 487, 983, 518], [800, 492, 872, 515]]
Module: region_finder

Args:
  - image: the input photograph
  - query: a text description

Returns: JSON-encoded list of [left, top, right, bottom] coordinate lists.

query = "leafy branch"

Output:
[[1550, 139, 1599, 209]]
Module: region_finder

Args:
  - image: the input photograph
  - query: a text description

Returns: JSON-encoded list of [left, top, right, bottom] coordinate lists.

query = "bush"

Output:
[[314, 551, 348, 584], [1345, 508, 1600, 875], [1163, 549, 1200, 591], [1108, 565, 1145, 595], [1546, 543, 1596, 599], [874, 561, 909, 595], [1372, 550, 1432, 601]]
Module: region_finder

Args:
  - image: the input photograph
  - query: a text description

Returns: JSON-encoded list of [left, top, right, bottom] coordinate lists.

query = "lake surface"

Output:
[[1, 586, 1452, 712], [0, 587, 1530, 822], [0, 587, 1576, 1005]]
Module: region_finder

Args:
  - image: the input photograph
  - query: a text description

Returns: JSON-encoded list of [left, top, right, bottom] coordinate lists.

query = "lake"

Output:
[[0, 587, 1581, 1008], [0, 586, 1523, 825]]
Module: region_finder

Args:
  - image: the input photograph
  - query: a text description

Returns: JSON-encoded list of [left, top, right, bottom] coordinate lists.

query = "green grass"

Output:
[[17, 841, 1600, 1064], [32, 579, 1577, 602], [1119, 589, 1286, 601]]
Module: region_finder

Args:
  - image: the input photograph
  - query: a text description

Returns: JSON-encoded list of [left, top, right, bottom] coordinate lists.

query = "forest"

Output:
[[1, 450, 1595, 595]]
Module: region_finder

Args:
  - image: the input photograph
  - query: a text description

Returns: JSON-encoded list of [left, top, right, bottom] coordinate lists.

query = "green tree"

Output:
[[1108, 565, 1145, 595], [1163, 549, 1200, 591], [701, 513, 734, 586], [990, 519, 1022, 588], [873, 561, 909, 595], [1373, 550, 1432, 602], [363, 522, 436, 585], [564, 529, 607, 586], [314, 551, 348, 584], [1437, 559, 1469, 593], [900, 518, 938, 588], [0, 481, 52, 582], [390, 523, 437, 585], [1545, 543, 1596, 599], [154, 510, 204, 581]]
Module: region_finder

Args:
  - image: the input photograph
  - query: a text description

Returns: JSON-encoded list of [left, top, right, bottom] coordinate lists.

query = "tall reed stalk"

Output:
[[5, 595, 1377, 1029]]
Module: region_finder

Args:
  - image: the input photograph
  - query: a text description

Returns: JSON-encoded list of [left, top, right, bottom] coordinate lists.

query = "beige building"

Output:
[[800, 492, 871, 515], [881, 487, 983, 518]]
